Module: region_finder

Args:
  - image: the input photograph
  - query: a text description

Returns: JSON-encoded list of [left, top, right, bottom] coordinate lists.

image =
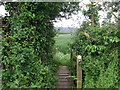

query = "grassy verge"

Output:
[[53, 51, 71, 66]]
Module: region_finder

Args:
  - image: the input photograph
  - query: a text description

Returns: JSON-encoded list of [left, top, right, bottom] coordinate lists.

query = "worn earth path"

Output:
[[56, 66, 73, 88]]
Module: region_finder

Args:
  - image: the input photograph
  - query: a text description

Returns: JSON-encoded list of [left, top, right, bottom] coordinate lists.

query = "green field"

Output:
[[54, 33, 73, 54], [53, 33, 74, 65]]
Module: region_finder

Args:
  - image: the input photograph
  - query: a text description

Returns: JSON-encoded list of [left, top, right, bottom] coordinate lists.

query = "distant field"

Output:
[[54, 33, 74, 54]]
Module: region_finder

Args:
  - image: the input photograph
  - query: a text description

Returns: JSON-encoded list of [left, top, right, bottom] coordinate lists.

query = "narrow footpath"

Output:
[[56, 66, 73, 88]]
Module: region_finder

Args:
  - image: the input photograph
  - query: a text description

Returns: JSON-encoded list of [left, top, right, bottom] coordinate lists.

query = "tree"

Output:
[[2, 2, 79, 88], [82, 2, 102, 27], [102, 2, 119, 24]]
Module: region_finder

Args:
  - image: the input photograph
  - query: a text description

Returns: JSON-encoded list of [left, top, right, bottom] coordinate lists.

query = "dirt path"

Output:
[[56, 66, 73, 88]]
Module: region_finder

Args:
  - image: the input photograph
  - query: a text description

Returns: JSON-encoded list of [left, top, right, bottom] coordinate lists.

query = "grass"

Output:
[[53, 33, 74, 66], [53, 51, 71, 66], [54, 33, 73, 54]]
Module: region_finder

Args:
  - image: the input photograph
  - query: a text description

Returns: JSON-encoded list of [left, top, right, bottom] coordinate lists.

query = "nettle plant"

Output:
[[72, 24, 120, 88]]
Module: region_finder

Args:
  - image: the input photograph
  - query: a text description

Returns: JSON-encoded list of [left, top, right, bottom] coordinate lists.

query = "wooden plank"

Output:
[[58, 73, 70, 75], [58, 78, 69, 82]]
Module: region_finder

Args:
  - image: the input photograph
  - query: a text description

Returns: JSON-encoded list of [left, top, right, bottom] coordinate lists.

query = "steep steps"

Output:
[[56, 66, 73, 88]]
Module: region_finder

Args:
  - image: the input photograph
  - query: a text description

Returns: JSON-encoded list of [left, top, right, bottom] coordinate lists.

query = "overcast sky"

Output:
[[0, 0, 116, 28], [53, 0, 116, 28], [53, 0, 91, 28]]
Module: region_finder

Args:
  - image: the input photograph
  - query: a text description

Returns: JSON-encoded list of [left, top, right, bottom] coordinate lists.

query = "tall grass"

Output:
[[53, 51, 71, 66]]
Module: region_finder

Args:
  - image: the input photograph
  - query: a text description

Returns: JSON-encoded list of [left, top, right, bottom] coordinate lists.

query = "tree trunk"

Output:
[[91, 14, 95, 27]]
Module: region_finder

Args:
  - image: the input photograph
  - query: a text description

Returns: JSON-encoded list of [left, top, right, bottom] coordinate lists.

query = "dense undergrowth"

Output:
[[53, 51, 71, 66], [72, 24, 120, 88], [2, 2, 79, 88]]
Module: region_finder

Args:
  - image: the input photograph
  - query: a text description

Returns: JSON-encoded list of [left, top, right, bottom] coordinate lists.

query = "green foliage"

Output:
[[53, 51, 71, 66], [103, 2, 119, 22], [73, 24, 119, 55], [2, 2, 79, 88], [82, 2, 101, 26], [72, 23, 120, 88], [82, 51, 119, 88]]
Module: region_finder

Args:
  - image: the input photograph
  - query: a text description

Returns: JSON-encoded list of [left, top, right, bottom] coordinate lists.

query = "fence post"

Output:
[[77, 55, 82, 88]]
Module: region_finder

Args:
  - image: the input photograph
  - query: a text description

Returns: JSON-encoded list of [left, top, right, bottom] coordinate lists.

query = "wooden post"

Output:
[[77, 55, 82, 88]]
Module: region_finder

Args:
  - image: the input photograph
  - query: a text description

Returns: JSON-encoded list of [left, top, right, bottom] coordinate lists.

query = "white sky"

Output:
[[53, 0, 108, 28], [53, 0, 91, 28], [0, 0, 116, 28], [0, 5, 8, 16]]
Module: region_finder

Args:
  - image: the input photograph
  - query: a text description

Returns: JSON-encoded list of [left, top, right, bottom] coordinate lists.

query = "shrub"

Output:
[[2, 2, 79, 88], [72, 24, 120, 88]]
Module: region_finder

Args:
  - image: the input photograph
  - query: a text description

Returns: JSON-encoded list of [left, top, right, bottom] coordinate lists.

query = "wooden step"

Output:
[[56, 82, 72, 88], [58, 73, 70, 76], [58, 75, 70, 79], [57, 73, 70, 76], [58, 78, 68, 82], [56, 66, 73, 88], [56, 85, 71, 88]]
